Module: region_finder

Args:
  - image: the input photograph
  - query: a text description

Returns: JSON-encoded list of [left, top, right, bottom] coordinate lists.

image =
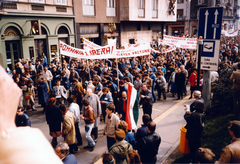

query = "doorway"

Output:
[[34, 39, 47, 61], [5, 41, 21, 70]]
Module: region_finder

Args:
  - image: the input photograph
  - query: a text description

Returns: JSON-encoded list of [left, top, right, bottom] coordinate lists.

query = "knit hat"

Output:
[[115, 129, 125, 140], [119, 80, 124, 85]]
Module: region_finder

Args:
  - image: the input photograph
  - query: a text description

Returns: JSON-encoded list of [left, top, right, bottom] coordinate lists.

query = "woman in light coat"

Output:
[[22, 80, 36, 111]]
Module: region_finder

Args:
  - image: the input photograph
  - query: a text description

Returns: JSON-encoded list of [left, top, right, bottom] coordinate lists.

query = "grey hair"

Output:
[[194, 90, 201, 98], [56, 142, 69, 155], [87, 88, 93, 93]]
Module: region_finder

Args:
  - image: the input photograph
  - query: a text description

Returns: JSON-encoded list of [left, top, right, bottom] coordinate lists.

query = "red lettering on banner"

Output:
[[92, 50, 96, 55], [106, 47, 110, 54], [101, 48, 106, 55], [111, 46, 114, 54], [96, 49, 100, 55]]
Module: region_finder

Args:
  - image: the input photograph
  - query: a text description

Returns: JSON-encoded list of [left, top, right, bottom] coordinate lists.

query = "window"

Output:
[[30, 0, 44, 3], [138, 0, 145, 17], [198, 0, 205, 4], [82, 0, 95, 16], [55, 0, 66, 5], [177, 0, 184, 3], [106, 0, 116, 17], [152, 0, 158, 18], [177, 9, 183, 19]]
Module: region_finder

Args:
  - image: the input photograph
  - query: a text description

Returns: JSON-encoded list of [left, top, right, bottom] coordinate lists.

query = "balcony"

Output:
[[152, 10, 157, 18]]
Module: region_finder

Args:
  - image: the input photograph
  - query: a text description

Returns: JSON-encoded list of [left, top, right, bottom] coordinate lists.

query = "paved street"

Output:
[[28, 91, 194, 164]]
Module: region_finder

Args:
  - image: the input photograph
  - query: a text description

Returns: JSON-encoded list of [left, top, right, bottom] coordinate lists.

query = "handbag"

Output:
[[25, 94, 30, 100]]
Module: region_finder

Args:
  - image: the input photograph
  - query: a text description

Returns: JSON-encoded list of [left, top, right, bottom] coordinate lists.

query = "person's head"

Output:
[[55, 142, 69, 159], [135, 74, 140, 80], [127, 150, 141, 164], [102, 87, 109, 95], [82, 99, 90, 107], [56, 80, 60, 86], [147, 121, 156, 133], [237, 63, 240, 70], [27, 80, 33, 86], [44, 66, 48, 71], [118, 120, 128, 133], [180, 65, 185, 70], [38, 77, 44, 82], [142, 114, 151, 125], [193, 68, 197, 73], [73, 78, 78, 85], [93, 77, 100, 84], [142, 83, 147, 91], [106, 104, 115, 115], [195, 148, 215, 163], [115, 129, 126, 141], [122, 91, 127, 99], [102, 152, 115, 164], [59, 104, 67, 113], [16, 106, 24, 116], [119, 80, 125, 86], [228, 120, 240, 138], [194, 90, 201, 99], [67, 97, 74, 104], [86, 88, 93, 96]]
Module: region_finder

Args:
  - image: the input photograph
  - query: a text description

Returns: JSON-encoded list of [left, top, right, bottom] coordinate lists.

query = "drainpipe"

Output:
[[72, 0, 77, 47]]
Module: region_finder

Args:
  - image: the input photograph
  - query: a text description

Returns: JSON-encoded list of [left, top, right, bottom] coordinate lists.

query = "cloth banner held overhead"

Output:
[[222, 28, 240, 37], [160, 35, 197, 49], [83, 38, 151, 58], [60, 41, 116, 59]]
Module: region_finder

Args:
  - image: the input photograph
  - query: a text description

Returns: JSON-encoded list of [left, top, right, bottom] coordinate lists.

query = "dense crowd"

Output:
[[10, 34, 240, 164]]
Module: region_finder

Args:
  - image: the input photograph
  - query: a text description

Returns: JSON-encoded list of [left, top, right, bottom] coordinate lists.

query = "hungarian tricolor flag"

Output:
[[125, 83, 140, 130]]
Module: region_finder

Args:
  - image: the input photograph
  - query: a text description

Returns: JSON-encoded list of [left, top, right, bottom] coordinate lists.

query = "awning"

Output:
[[171, 25, 185, 27], [192, 24, 198, 26]]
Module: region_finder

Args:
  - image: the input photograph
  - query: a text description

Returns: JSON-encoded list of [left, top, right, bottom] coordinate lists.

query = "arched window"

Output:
[[41, 26, 47, 35], [58, 26, 69, 34], [4, 26, 20, 36]]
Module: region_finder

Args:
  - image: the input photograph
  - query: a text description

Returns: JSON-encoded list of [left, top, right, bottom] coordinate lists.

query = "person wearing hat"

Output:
[[183, 90, 206, 163], [216, 120, 240, 163], [109, 129, 133, 164]]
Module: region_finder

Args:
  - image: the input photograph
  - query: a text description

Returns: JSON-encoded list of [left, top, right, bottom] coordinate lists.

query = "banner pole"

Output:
[[116, 58, 119, 89]]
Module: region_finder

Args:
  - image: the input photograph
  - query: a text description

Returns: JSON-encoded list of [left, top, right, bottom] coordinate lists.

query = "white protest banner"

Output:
[[83, 38, 101, 50], [60, 41, 116, 59], [161, 35, 197, 49], [222, 28, 240, 37]]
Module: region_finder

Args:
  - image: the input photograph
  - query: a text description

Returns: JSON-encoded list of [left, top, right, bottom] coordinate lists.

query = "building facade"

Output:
[[0, 0, 75, 69], [74, 0, 177, 48]]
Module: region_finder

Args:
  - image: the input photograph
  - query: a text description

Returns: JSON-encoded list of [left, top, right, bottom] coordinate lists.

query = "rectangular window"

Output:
[[177, 9, 183, 19], [138, 0, 145, 17], [198, 0, 205, 4], [177, 0, 184, 3], [152, 0, 158, 18], [55, 0, 66, 5], [30, 0, 44, 3], [82, 0, 95, 16], [106, 0, 116, 17]]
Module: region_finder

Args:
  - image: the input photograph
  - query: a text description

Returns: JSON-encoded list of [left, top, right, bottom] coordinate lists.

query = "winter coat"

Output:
[[46, 105, 62, 132], [156, 76, 166, 89], [217, 138, 240, 163], [110, 140, 133, 164], [63, 111, 76, 145], [22, 85, 35, 106], [38, 80, 48, 105], [83, 93, 101, 127]]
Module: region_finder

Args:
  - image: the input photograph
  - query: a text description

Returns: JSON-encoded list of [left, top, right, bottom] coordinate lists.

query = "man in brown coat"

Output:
[[230, 63, 240, 116], [216, 121, 240, 163], [59, 104, 78, 154]]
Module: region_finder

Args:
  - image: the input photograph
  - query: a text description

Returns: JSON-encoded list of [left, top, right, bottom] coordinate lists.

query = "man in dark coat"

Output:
[[135, 114, 151, 141], [184, 91, 205, 163], [136, 121, 161, 164], [139, 83, 153, 119], [37, 77, 48, 112], [175, 68, 186, 100]]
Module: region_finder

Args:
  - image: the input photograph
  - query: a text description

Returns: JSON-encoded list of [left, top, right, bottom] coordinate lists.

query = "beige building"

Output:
[[74, 0, 177, 48], [0, 0, 75, 69]]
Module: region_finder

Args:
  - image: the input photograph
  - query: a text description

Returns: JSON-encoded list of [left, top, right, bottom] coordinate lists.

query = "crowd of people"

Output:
[[6, 34, 240, 163]]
